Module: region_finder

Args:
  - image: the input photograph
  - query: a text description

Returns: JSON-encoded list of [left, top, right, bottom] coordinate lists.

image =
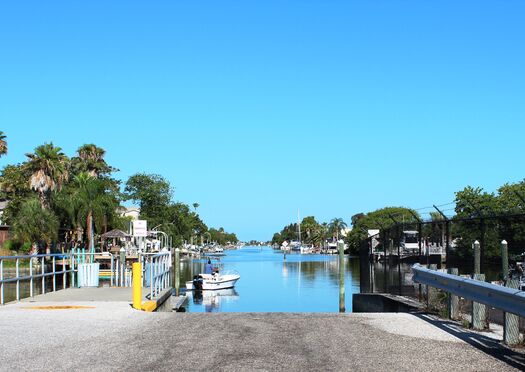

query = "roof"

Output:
[[101, 229, 131, 239]]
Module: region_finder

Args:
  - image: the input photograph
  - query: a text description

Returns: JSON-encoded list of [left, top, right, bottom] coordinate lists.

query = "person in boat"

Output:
[[205, 259, 213, 274]]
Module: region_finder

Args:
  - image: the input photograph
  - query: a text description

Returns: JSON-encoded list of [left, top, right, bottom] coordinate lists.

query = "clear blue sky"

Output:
[[1, 1, 524, 241]]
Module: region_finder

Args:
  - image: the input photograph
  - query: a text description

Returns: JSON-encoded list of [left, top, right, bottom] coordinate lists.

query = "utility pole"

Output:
[[433, 205, 450, 267]]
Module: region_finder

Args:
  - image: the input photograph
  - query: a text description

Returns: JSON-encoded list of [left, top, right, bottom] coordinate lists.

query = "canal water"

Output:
[[179, 246, 360, 313]]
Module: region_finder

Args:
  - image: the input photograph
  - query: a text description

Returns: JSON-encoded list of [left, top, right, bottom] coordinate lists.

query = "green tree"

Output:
[[25, 143, 69, 209], [72, 173, 118, 250], [12, 198, 58, 254], [345, 207, 419, 254], [209, 227, 238, 245], [156, 202, 208, 247], [300, 216, 320, 244], [0, 131, 7, 157], [0, 164, 32, 224], [454, 186, 499, 259], [496, 181, 525, 256], [71, 144, 115, 178], [271, 232, 282, 245], [311, 222, 329, 248], [124, 173, 172, 226]]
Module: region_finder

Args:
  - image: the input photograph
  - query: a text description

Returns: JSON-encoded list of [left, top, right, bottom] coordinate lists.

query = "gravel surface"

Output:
[[0, 302, 522, 371]]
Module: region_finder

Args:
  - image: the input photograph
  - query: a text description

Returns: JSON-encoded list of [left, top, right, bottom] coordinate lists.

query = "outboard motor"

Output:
[[192, 275, 204, 304], [193, 275, 204, 291]]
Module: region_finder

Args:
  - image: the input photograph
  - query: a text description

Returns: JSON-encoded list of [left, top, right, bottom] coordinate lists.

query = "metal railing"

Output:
[[412, 264, 525, 317], [0, 253, 75, 305], [142, 251, 171, 300], [1, 250, 173, 305]]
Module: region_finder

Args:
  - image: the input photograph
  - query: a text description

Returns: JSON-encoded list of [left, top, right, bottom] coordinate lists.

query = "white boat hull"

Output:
[[186, 273, 240, 291]]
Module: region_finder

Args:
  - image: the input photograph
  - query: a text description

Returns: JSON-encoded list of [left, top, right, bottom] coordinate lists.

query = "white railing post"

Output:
[[63, 255, 66, 290], [41, 256, 45, 294], [52, 256, 56, 292], [149, 257, 153, 300], [29, 257, 33, 298], [1, 259, 4, 305], [115, 258, 118, 287], [15, 258, 19, 301], [110, 255, 114, 287]]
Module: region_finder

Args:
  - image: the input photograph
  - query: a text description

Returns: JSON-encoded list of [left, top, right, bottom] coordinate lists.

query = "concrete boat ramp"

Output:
[[0, 292, 523, 371]]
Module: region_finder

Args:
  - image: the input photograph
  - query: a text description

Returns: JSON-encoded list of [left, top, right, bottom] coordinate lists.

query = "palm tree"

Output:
[[71, 173, 115, 252], [193, 203, 200, 212], [25, 143, 69, 208], [54, 188, 84, 244], [328, 218, 348, 241], [0, 131, 7, 157], [73, 144, 112, 178], [312, 222, 329, 248]]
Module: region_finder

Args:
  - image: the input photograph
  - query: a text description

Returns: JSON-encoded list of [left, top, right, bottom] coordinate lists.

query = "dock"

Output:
[[17, 285, 173, 312]]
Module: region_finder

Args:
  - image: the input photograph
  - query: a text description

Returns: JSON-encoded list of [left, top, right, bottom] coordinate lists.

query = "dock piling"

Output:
[[427, 264, 439, 309], [472, 273, 487, 330], [501, 240, 520, 345], [504, 279, 521, 345], [447, 268, 459, 320], [338, 240, 345, 313], [472, 240, 487, 330], [174, 248, 180, 296], [501, 240, 509, 280]]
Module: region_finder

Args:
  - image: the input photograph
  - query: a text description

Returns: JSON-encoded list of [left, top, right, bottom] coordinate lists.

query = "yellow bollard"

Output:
[[132, 262, 142, 310]]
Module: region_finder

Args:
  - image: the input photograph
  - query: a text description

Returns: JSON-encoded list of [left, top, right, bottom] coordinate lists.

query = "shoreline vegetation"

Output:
[[272, 180, 525, 263], [0, 131, 237, 255]]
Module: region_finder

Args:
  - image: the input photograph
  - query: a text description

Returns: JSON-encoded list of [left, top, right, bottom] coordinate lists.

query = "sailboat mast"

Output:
[[298, 209, 301, 244]]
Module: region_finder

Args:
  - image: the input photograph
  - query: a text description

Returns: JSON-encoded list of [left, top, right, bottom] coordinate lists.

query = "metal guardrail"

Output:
[[412, 264, 525, 317], [142, 251, 171, 300]]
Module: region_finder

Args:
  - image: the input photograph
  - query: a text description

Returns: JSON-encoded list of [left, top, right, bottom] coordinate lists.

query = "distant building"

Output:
[[0, 199, 8, 225], [118, 206, 140, 221], [0, 199, 9, 248], [341, 227, 352, 237]]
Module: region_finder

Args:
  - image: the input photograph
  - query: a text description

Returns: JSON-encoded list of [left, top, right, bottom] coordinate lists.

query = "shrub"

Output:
[[20, 242, 32, 253], [2, 239, 22, 252]]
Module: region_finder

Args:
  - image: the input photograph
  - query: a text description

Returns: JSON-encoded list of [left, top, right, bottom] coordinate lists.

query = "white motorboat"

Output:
[[186, 271, 240, 291]]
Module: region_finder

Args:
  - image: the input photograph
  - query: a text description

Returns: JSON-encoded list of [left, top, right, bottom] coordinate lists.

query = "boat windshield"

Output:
[[404, 235, 418, 243]]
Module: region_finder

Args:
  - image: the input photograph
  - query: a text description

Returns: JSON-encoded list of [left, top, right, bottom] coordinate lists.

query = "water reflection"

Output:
[[358, 259, 504, 298], [360, 261, 418, 297], [180, 247, 360, 313], [187, 289, 240, 313]]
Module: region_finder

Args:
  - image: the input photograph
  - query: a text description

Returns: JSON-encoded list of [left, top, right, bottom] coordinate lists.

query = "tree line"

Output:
[[345, 181, 525, 260], [271, 179, 525, 260], [0, 131, 237, 253], [271, 217, 348, 247]]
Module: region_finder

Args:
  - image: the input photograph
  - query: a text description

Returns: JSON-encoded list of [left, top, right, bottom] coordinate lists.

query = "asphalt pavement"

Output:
[[0, 301, 523, 371]]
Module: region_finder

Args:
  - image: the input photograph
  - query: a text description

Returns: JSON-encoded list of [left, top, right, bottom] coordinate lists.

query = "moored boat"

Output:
[[186, 271, 240, 291]]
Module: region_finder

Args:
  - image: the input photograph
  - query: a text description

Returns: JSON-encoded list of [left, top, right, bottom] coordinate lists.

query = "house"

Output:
[[118, 206, 140, 221]]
